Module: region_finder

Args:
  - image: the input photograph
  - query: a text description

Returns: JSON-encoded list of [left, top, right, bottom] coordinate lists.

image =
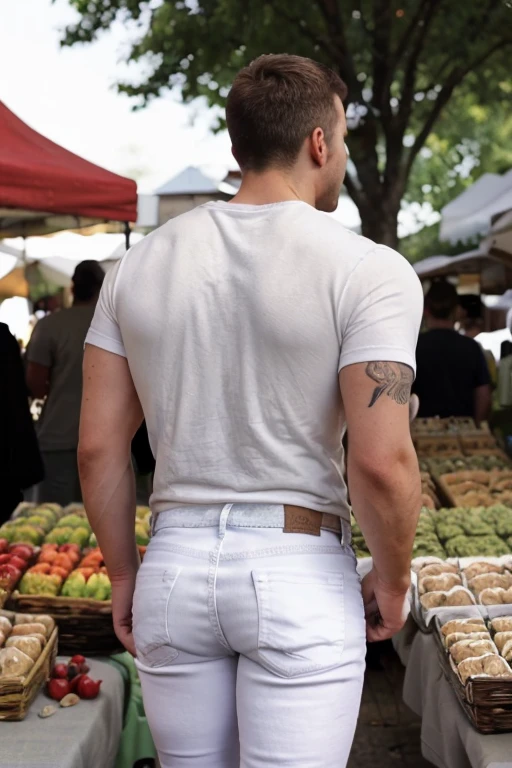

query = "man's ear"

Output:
[[309, 127, 328, 168]]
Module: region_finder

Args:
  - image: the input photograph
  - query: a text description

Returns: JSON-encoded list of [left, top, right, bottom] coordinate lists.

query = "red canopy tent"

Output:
[[0, 101, 137, 239]]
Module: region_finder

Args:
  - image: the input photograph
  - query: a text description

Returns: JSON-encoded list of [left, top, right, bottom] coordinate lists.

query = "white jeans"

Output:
[[133, 504, 366, 768]]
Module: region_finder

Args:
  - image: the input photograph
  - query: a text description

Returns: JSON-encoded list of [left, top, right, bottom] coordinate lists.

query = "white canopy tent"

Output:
[[0, 231, 144, 296], [440, 170, 512, 244]]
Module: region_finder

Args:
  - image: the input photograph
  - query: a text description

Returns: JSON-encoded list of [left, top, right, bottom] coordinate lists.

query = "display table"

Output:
[[394, 623, 512, 768], [0, 658, 124, 768]]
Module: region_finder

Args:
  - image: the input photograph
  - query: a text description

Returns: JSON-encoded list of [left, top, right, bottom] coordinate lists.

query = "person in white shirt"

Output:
[[79, 54, 422, 768]]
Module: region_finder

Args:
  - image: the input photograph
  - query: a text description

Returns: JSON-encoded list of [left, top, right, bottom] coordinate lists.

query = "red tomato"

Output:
[[0, 539, 9, 554], [0, 554, 11, 565], [9, 544, 34, 561], [8, 555, 28, 571]]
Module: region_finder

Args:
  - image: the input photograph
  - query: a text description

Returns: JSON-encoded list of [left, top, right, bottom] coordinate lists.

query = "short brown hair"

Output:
[[425, 280, 459, 320], [226, 54, 348, 171]]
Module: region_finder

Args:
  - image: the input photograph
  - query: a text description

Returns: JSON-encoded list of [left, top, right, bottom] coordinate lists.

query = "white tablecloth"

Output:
[[394, 623, 512, 768], [0, 658, 124, 768]]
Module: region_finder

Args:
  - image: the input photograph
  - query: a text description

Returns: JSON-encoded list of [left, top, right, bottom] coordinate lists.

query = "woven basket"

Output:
[[433, 618, 512, 734], [0, 626, 58, 721], [8, 594, 122, 656]]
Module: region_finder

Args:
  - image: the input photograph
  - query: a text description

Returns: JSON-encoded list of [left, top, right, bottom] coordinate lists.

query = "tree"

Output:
[[60, 0, 512, 249]]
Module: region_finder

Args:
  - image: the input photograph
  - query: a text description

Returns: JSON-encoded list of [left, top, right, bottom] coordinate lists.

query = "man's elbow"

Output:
[[349, 444, 420, 491]]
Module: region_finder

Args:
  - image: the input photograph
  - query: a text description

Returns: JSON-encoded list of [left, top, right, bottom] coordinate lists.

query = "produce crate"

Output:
[[413, 435, 462, 459], [433, 617, 512, 734], [0, 625, 58, 721], [8, 594, 121, 656]]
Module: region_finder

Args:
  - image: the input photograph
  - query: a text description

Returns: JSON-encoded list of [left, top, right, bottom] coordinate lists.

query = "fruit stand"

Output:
[[0, 503, 154, 767]]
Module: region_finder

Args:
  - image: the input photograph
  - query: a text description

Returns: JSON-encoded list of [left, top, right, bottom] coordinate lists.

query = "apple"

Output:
[[8, 555, 27, 572], [0, 539, 9, 554]]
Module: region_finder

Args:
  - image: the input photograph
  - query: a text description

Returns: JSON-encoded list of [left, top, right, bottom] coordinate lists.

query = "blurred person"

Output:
[[459, 294, 497, 386], [413, 280, 492, 425], [0, 323, 43, 522], [79, 54, 422, 768], [26, 261, 104, 506]]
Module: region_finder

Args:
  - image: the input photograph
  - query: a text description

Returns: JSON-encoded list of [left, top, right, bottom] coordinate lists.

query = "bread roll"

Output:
[[469, 573, 512, 594], [491, 617, 512, 633], [457, 653, 512, 684], [32, 616, 55, 636], [419, 563, 459, 578], [479, 588, 506, 605], [464, 562, 504, 582], [493, 631, 512, 653], [450, 638, 497, 664], [441, 618, 486, 637], [10, 623, 47, 638], [0, 647, 34, 678], [421, 588, 474, 609], [419, 573, 462, 595], [5, 636, 42, 661], [30, 633, 46, 648], [13, 614, 35, 625], [445, 631, 490, 649], [0, 631, 5, 648], [0, 616, 12, 636]]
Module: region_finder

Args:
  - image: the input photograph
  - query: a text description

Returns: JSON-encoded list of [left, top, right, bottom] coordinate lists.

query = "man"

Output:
[[0, 323, 43, 521], [26, 261, 104, 506], [414, 280, 492, 425], [79, 55, 422, 768]]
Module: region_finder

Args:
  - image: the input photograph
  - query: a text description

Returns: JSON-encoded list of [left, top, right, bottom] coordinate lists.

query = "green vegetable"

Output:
[[135, 523, 150, 546], [58, 514, 91, 530], [84, 573, 111, 601], [436, 521, 465, 541], [45, 527, 74, 545], [69, 527, 91, 548], [61, 572, 87, 598]]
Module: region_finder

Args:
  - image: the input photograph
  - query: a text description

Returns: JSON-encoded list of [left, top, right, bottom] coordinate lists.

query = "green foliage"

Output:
[[59, 0, 512, 247]]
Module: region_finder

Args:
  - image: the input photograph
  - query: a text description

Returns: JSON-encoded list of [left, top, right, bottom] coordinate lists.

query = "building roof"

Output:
[[155, 166, 221, 196]]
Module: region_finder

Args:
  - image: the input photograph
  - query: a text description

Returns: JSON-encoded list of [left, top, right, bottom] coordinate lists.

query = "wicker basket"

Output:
[[433, 618, 512, 734], [0, 625, 58, 721], [8, 594, 122, 656]]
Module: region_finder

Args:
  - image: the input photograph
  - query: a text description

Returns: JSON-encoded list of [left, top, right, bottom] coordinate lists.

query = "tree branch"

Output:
[[313, 0, 360, 94], [343, 171, 367, 210], [270, 5, 340, 62], [371, 0, 393, 116], [405, 38, 512, 178]]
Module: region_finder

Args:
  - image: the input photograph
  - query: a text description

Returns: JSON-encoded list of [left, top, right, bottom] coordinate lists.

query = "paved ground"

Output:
[[348, 642, 432, 768]]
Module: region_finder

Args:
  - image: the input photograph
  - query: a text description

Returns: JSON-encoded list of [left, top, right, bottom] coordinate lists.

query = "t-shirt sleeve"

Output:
[[85, 261, 126, 357], [338, 246, 423, 374], [27, 317, 53, 368], [474, 344, 491, 388]]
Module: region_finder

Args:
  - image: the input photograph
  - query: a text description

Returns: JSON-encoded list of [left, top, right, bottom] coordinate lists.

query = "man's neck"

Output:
[[230, 169, 315, 207], [426, 318, 455, 331]]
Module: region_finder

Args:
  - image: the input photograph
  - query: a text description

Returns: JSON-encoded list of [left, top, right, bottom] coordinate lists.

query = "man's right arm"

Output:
[[340, 361, 421, 641], [26, 320, 52, 399]]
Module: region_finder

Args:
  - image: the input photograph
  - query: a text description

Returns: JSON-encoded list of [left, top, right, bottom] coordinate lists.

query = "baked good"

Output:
[[445, 631, 490, 649], [501, 639, 512, 662], [464, 562, 504, 581], [458, 653, 512, 684], [13, 614, 35, 625], [421, 588, 474, 610], [32, 615, 55, 636], [30, 633, 46, 648], [493, 631, 512, 653], [10, 623, 47, 638], [0, 616, 12, 636], [419, 563, 459, 578], [0, 631, 5, 648], [480, 588, 512, 605], [469, 573, 512, 594], [491, 617, 512, 633], [5, 636, 42, 661], [419, 573, 462, 595], [0, 647, 34, 678], [450, 638, 497, 664], [441, 618, 486, 637]]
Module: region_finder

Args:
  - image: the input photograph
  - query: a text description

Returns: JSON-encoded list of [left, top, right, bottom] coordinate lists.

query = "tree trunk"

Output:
[[358, 205, 400, 250]]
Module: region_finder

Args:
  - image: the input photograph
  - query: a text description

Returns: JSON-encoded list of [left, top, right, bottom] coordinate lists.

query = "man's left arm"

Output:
[[78, 345, 143, 654]]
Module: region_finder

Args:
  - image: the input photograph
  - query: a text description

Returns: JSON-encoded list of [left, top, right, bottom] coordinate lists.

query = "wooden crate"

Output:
[[8, 594, 121, 656], [0, 626, 58, 721]]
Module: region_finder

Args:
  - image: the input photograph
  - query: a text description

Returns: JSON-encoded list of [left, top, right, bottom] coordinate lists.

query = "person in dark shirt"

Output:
[[0, 323, 44, 522], [413, 280, 492, 425]]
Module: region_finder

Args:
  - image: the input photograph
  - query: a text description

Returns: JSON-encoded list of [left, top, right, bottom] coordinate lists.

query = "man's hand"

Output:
[[361, 568, 410, 642], [111, 574, 138, 657]]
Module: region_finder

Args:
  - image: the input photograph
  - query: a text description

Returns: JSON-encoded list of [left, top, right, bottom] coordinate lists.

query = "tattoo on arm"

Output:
[[366, 362, 414, 408]]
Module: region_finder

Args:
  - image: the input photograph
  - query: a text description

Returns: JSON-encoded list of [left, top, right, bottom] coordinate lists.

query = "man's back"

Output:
[[414, 328, 490, 418], [28, 305, 95, 451], [88, 200, 420, 518]]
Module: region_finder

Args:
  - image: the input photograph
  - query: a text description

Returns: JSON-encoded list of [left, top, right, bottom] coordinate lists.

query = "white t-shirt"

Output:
[[86, 201, 423, 521]]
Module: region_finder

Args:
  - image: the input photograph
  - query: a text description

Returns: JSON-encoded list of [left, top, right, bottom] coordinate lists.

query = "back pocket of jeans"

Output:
[[252, 569, 344, 678], [132, 565, 181, 667]]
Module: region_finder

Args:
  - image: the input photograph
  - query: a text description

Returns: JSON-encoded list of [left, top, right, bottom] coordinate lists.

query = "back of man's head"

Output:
[[424, 280, 459, 320], [72, 261, 105, 304], [226, 54, 347, 172]]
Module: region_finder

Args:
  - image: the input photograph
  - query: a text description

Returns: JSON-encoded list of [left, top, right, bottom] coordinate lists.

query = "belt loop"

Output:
[[150, 512, 157, 537], [218, 504, 233, 539], [342, 519, 352, 548]]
